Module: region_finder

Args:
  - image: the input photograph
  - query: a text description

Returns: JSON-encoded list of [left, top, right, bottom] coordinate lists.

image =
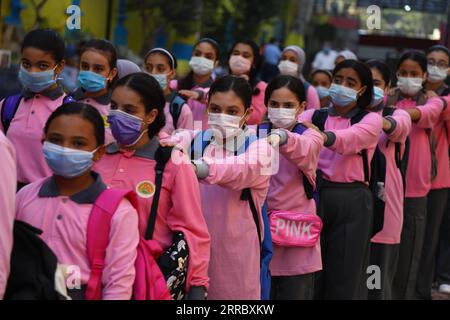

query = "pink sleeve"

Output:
[[203, 139, 273, 191], [298, 109, 315, 123], [177, 103, 194, 131], [166, 157, 211, 291], [102, 199, 139, 300], [306, 86, 320, 110], [442, 96, 450, 121], [386, 109, 412, 143], [280, 129, 323, 186], [247, 82, 268, 125], [416, 97, 445, 129], [0, 133, 16, 299], [328, 112, 382, 156]]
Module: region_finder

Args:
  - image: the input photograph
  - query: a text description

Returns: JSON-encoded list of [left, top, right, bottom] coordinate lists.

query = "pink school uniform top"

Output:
[[15, 173, 139, 300], [161, 92, 194, 136], [266, 128, 324, 276], [431, 94, 450, 190], [306, 85, 321, 110], [0, 132, 16, 299], [393, 96, 446, 198], [0, 87, 66, 184], [193, 128, 274, 300], [299, 107, 383, 184], [371, 108, 412, 244], [71, 89, 115, 145], [93, 137, 210, 292], [247, 81, 268, 125]]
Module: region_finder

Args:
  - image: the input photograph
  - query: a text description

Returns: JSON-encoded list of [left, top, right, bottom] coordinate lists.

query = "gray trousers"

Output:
[[436, 191, 450, 286], [416, 189, 449, 299], [393, 197, 428, 300], [270, 273, 315, 300], [315, 181, 373, 300], [369, 243, 400, 300]]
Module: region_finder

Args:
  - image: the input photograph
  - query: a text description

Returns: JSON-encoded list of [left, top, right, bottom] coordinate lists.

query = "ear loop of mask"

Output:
[[124, 115, 153, 147]]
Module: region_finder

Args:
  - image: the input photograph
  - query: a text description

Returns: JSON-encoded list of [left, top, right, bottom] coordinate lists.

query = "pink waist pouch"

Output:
[[269, 211, 323, 247]]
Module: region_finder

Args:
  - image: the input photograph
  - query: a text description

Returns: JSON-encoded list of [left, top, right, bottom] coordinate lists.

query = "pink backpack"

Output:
[[85, 188, 171, 300]]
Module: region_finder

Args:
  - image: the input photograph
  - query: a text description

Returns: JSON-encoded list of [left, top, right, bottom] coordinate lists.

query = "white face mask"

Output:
[[208, 112, 246, 139], [427, 65, 449, 83], [268, 107, 298, 129], [397, 77, 423, 96], [189, 56, 215, 76], [278, 60, 299, 77]]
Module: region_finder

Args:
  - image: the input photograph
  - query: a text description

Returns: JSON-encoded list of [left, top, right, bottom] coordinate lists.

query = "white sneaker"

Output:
[[439, 284, 450, 294]]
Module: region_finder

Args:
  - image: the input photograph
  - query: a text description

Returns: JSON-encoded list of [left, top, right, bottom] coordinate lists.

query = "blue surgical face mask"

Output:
[[43, 142, 99, 178], [372, 86, 385, 107], [316, 86, 330, 100], [149, 73, 168, 90], [77, 70, 107, 92], [329, 83, 359, 108], [18, 66, 57, 93]]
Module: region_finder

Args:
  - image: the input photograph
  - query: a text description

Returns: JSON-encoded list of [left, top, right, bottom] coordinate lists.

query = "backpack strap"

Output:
[[238, 135, 262, 246], [85, 188, 139, 300], [190, 130, 214, 161], [292, 123, 315, 200], [311, 109, 328, 131], [351, 110, 371, 183], [169, 95, 186, 130], [1, 95, 23, 134], [145, 146, 174, 240]]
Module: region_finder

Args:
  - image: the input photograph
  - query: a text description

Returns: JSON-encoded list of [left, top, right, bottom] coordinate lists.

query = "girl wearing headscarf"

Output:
[[278, 45, 320, 110], [335, 50, 358, 65]]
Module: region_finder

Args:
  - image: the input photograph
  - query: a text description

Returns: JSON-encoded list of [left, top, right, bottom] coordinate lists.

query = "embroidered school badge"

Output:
[[136, 181, 155, 198]]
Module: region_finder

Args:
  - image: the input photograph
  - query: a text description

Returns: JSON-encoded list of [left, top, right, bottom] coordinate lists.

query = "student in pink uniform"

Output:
[[262, 75, 324, 300], [416, 45, 450, 299], [71, 39, 118, 145], [387, 51, 447, 300], [299, 60, 383, 300], [311, 69, 333, 109], [191, 75, 274, 300], [176, 38, 220, 130], [144, 48, 194, 135], [0, 29, 67, 187], [94, 73, 210, 300], [15, 102, 139, 300], [366, 60, 412, 300], [0, 132, 16, 299], [277, 45, 320, 110], [228, 40, 267, 125]]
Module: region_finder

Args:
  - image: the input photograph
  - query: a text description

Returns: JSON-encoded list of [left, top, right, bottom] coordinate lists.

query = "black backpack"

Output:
[[4, 221, 60, 300], [311, 108, 400, 236]]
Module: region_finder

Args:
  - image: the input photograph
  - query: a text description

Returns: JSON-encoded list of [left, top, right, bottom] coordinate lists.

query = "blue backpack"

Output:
[[190, 130, 273, 300], [169, 95, 186, 130], [1, 94, 76, 134]]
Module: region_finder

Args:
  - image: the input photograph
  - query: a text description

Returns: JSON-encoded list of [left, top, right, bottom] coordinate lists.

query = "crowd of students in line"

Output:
[[0, 28, 449, 300]]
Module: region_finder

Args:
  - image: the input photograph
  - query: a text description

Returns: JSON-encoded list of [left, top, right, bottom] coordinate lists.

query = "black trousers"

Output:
[[315, 181, 373, 300], [270, 273, 315, 300], [393, 197, 428, 300], [416, 189, 449, 299], [436, 191, 450, 286], [368, 243, 400, 300]]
